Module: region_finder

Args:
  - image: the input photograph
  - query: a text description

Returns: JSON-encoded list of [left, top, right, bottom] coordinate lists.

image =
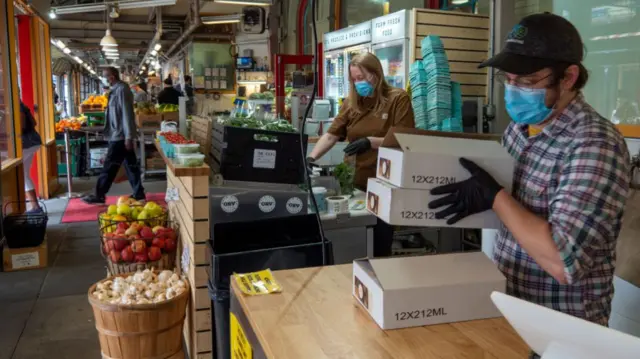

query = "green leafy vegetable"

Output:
[[333, 162, 355, 196]]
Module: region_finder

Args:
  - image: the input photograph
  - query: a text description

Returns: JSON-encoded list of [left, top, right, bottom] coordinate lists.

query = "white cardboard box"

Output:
[[366, 178, 502, 229], [376, 131, 514, 190], [353, 252, 505, 330]]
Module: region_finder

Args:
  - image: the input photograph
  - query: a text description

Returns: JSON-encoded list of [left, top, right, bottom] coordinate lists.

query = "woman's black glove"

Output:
[[344, 138, 371, 156], [428, 158, 503, 225]]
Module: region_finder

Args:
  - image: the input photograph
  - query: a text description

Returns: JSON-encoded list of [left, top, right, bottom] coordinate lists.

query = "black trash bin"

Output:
[[209, 214, 333, 359]]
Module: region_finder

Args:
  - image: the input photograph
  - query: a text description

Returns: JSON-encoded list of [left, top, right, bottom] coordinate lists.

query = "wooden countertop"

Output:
[[231, 264, 530, 359]]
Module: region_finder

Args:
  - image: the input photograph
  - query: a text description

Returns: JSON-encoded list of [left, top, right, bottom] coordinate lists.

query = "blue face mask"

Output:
[[504, 83, 553, 125], [354, 81, 374, 97]]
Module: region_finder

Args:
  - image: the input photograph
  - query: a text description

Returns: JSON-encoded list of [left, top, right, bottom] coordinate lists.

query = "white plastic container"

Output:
[[173, 143, 201, 155], [177, 153, 205, 167]]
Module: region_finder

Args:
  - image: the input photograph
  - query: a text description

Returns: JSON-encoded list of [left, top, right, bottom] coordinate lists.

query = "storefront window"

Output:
[[480, 0, 640, 126], [0, 0, 16, 161]]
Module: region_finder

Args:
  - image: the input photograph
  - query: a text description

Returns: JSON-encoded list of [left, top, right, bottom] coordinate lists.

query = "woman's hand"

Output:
[[344, 138, 372, 156]]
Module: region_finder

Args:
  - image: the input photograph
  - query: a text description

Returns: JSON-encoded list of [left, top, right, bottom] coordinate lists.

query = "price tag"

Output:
[[165, 187, 179, 202], [230, 312, 253, 359], [11, 252, 40, 269], [252, 149, 276, 169]]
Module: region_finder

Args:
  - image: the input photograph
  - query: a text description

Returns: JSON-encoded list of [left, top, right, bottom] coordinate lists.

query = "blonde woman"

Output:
[[308, 52, 415, 257]]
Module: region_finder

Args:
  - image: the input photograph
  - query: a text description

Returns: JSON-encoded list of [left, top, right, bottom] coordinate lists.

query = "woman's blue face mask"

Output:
[[354, 81, 374, 97]]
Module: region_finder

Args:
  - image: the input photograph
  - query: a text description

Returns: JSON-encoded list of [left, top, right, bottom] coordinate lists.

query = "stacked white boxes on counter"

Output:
[[365, 128, 514, 229]]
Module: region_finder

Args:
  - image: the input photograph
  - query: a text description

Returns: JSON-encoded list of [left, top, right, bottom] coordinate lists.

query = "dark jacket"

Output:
[[104, 81, 136, 141], [20, 102, 42, 149], [157, 87, 181, 105]]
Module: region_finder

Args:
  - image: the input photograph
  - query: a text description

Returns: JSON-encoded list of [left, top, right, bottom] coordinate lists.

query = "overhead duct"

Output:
[[165, 0, 201, 57]]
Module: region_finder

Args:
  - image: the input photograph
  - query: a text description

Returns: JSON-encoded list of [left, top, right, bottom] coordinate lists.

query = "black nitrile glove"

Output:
[[344, 138, 371, 156], [428, 158, 503, 225], [306, 156, 319, 174]]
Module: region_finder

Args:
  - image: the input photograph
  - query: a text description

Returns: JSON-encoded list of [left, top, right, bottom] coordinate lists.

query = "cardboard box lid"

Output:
[[357, 252, 504, 291], [390, 133, 508, 159], [381, 127, 502, 149]]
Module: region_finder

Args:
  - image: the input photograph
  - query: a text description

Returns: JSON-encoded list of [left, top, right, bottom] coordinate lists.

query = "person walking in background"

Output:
[[157, 77, 181, 105], [82, 67, 145, 205], [132, 82, 149, 103], [20, 101, 43, 213], [184, 75, 194, 115]]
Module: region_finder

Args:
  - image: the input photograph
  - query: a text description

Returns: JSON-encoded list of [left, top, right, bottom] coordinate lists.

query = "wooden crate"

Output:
[[410, 8, 490, 99], [166, 166, 213, 359], [136, 113, 163, 128], [190, 116, 213, 164]]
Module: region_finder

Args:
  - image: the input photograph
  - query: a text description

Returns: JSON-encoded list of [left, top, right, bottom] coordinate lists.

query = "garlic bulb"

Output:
[[92, 269, 188, 305]]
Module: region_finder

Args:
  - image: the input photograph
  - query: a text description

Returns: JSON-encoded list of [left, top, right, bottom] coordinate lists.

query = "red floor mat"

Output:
[[60, 193, 167, 224]]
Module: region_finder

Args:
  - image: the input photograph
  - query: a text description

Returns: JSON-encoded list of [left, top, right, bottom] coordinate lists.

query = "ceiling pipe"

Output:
[[165, 0, 201, 57], [137, 7, 163, 73]]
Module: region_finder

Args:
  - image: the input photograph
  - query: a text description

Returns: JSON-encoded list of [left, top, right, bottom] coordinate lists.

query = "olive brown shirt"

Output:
[[327, 88, 415, 190]]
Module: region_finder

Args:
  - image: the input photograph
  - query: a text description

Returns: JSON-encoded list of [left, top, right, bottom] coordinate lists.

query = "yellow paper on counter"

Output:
[[233, 269, 283, 296], [230, 312, 253, 359]]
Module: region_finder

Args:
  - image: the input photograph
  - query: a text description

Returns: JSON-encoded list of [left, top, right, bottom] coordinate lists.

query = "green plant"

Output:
[[333, 162, 355, 196]]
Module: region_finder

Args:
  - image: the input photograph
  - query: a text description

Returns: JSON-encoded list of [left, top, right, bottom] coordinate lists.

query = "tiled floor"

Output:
[[0, 176, 167, 359]]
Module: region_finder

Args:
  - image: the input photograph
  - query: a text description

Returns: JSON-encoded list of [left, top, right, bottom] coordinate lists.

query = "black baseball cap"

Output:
[[479, 13, 584, 75]]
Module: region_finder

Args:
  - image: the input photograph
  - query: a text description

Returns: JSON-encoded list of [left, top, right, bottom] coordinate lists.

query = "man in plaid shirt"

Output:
[[428, 12, 630, 353]]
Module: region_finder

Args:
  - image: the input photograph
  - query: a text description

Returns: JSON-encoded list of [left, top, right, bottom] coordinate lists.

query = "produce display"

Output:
[[157, 104, 179, 113], [55, 116, 87, 132], [99, 197, 167, 234], [83, 95, 108, 109], [91, 269, 187, 305], [248, 91, 275, 101], [101, 222, 177, 265], [158, 132, 195, 144], [218, 116, 296, 133], [173, 143, 200, 154], [176, 153, 205, 167], [135, 102, 158, 115]]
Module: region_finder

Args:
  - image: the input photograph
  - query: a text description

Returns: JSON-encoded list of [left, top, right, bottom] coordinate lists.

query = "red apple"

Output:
[[140, 226, 154, 240], [121, 246, 134, 262], [131, 239, 146, 254], [163, 228, 177, 241], [103, 233, 115, 240], [105, 239, 116, 252], [109, 249, 121, 263], [151, 237, 165, 250], [129, 234, 141, 241], [134, 251, 149, 263], [114, 239, 128, 251], [102, 243, 109, 255], [148, 246, 162, 261], [152, 225, 165, 234], [164, 238, 177, 253], [116, 222, 129, 232]]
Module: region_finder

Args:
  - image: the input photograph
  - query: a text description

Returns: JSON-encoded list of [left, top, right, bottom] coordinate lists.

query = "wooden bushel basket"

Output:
[[88, 273, 190, 359]]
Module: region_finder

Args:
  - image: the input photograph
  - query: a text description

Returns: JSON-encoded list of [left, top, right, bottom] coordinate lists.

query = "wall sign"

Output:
[[372, 10, 409, 44], [324, 21, 372, 51]]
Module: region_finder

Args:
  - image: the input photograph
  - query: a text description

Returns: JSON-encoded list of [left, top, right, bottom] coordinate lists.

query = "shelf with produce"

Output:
[[154, 140, 209, 177]]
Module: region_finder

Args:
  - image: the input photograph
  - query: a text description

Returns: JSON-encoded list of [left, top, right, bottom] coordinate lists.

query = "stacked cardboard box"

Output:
[[366, 128, 514, 229]]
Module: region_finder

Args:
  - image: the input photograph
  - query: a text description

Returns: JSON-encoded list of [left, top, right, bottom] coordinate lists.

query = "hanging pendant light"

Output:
[[100, 29, 118, 47]]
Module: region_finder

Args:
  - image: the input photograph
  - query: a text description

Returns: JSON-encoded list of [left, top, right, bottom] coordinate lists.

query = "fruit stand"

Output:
[[80, 95, 107, 126]]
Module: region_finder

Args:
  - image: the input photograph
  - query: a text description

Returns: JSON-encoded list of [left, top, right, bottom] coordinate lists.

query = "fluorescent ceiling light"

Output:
[[151, 50, 157, 56], [63, 48, 71, 54], [100, 30, 118, 47], [139, 70, 143, 74], [141, 66, 146, 70], [74, 56, 83, 64], [52, 4, 107, 15], [154, 43, 162, 51], [213, 0, 272, 6], [202, 14, 243, 25], [154, 63, 161, 70], [118, 0, 177, 9], [451, 0, 469, 4], [49, 10, 57, 19]]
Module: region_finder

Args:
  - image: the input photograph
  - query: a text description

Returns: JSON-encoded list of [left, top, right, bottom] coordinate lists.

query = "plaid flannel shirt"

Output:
[[495, 94, 630, 325]]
